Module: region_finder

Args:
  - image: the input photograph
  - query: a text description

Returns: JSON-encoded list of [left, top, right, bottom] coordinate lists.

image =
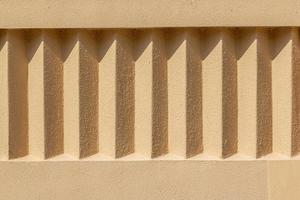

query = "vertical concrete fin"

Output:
[[151, 30, 168, 158], [27, 30, 44, 159], [98, 31, 116, 158], [167, 30, 187, 157], [292, 28, 300, 156], [63, 30, 80, 158], [272, 28, 293, 156], [134, 30, 152, 158], [0, 31, 9, 159], [222, 29, 238, 158], [28, 30, 64, 159], [115, 30, 135, 158], [79, 30, 99, 158], [237, 29, 257, 158], [186, 30, 203, 158], [256, 29, 273, 158], [202, 29, 223, 158], [7, 30, 28, 159]]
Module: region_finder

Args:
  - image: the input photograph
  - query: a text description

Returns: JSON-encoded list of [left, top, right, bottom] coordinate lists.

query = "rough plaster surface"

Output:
[[0, 161, 268, 200], [1, 1, 300, 199], [1, 0, 300, 28]]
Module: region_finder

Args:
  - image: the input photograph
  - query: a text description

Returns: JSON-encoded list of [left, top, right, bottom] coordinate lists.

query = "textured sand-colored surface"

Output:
[[0, 1, 300, 199], [0, 161, 268, 200], [1, 0, 300, 28]]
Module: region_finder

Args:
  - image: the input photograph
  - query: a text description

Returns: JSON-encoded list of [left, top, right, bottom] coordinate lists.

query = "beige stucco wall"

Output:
[[0, 1, 299, 200], [1, 0, 300, 28]]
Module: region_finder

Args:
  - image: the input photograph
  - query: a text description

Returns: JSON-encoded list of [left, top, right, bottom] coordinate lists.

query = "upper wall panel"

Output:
[[0, 0, 300, 28]]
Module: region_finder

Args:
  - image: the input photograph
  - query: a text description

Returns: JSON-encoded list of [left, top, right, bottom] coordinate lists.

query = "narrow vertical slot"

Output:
[[222, 29, 238, 158], [79, 30, 99, 158], [256, 29, 272, 158], [8, 30, 28, 159], [115, 30, 135, 158], [152, 30, 168, 158], [186, 30, 203, 158]]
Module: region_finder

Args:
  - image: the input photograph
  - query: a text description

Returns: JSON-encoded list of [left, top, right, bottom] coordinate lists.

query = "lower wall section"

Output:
[[0, 161, 268, 200], [268, 161, 300, 200]]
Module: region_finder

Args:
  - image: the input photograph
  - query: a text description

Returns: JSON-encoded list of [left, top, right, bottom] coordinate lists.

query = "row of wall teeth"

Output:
[[0, 28, 299, 160]]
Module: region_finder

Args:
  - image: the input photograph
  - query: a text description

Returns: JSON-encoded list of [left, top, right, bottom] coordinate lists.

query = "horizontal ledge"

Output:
[[0, 153, 299, 161], [0, 0, 300, 28]]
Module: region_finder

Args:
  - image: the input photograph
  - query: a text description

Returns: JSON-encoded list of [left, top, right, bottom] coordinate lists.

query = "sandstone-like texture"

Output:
[[0, 1, 299, 200]]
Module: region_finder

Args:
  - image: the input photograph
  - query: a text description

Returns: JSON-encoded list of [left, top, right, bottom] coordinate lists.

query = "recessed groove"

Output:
[[8, 30, 28, 159], [115, 30, 135, 158], [292, 28, 300, 156], [256, 29, 273, 158], [79, 30, 99, 158], [152, 30, 168, 158], [186, 29, 203, 158], [44, 30, 64, 159], [222, 29, 238, 158]]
